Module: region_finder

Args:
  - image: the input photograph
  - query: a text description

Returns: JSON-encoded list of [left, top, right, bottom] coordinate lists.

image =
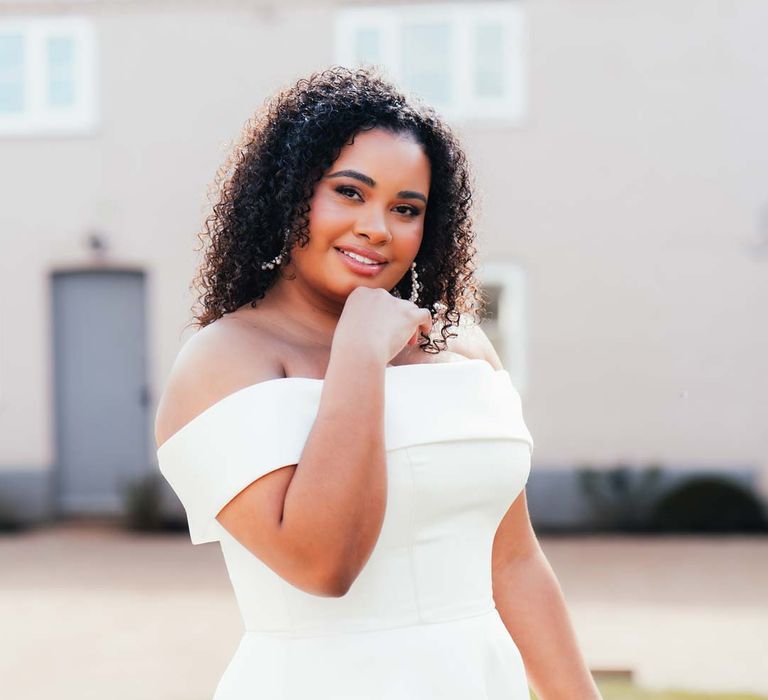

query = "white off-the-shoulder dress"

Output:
[[156, 359, 535, 699]]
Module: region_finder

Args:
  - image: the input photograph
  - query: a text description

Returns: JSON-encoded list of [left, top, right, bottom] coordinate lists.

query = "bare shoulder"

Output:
[[443, 317, 504, 370], [154, 315, 284, 449]]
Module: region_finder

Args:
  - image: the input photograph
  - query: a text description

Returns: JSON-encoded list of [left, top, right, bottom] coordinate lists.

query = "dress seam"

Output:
[[404, 445, 425, 623], [242, 606, 498, 639]]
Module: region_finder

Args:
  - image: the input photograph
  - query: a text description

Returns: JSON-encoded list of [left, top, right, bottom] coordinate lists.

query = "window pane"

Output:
[[47, 35, 76, 108], [474, 22, 504, 98], [354, 27, 381, 65], [402, 22, 452, 106], [482, 283, 502, 321], [0, 34, 25, 114], [481, 283, 504, 357]]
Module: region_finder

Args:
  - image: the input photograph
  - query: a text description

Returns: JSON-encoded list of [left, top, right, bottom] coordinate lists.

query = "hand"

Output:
[[333, 287, 433, 365]]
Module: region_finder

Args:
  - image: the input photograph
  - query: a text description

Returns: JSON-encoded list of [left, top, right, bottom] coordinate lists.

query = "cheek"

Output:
[[394, 225, 424, 257], [307, 194, 350, 234]]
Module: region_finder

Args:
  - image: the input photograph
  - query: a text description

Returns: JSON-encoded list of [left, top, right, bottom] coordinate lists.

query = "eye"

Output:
[[336, 185, 361, 200], [336, 185, 421, 217], [394, 204, 422, 218]]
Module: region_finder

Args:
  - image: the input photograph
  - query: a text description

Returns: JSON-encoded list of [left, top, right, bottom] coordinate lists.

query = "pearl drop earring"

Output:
[[409, 261, 420, 304], [260, 228, 291, 271]]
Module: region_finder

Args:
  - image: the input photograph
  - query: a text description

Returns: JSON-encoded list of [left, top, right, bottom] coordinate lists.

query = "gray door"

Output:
[[52, 270, 150, 515]]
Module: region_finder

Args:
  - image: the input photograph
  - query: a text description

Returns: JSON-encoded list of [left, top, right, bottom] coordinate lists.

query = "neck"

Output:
[[259, 266, 346, 348]]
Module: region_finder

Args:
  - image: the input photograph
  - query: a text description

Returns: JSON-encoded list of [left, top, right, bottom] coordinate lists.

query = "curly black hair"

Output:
[[191, 65, 486, 353]]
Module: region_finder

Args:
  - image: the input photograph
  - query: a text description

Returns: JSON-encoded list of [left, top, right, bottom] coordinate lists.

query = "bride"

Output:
[[155, 65, 602, 700]]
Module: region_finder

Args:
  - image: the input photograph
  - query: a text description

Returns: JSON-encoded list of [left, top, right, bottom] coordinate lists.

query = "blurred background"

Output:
[[0, 1, 766, 699]]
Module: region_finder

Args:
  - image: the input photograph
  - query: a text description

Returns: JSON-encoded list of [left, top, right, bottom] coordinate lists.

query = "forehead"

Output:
[[330, 128, 431, 187]]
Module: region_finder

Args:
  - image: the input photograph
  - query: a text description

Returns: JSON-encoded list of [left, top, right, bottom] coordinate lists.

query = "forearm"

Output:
[[280, 346, 388, 589], [492, 549, 602, 700]]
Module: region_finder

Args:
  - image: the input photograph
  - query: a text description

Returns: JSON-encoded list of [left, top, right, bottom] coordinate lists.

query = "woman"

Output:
[[155, 66, 602, 699]]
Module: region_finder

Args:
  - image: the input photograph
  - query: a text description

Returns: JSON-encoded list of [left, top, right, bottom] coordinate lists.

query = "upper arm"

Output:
[[456, 324, 538, 566], [155, 320, 328, 591], [491, 489, 541, 572]]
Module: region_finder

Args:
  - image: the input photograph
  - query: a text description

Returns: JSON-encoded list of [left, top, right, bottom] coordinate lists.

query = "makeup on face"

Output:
[[302, 128, 431, 289]]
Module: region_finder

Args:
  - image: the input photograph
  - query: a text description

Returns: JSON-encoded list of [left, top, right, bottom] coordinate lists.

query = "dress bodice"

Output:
[[156, 359, 534, 636]]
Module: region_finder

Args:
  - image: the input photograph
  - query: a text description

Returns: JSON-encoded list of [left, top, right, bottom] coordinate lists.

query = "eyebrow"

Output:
[[325, 169, 428, 205]]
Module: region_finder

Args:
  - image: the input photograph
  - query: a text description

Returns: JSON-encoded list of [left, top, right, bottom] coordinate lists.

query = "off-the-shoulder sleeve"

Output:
[[156, 379, 322, 544], [155, 362, 533, 545]]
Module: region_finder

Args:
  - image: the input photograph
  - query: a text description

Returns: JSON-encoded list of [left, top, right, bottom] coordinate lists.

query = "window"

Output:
[[476, 261, 529, 395], [335, 2, 526, 123], [0, 16, 97, 137]]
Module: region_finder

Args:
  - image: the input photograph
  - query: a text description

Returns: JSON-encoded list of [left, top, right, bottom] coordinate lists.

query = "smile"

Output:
[[336, 248, 383, 265], [335, 248, 388, 277]]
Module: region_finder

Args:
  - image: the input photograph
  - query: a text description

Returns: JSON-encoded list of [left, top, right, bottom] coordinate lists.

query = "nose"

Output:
[[353, 209, 392, 245]]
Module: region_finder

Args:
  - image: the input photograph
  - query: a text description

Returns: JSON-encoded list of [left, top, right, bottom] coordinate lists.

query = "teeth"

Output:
[[339, 249, 381, 265]]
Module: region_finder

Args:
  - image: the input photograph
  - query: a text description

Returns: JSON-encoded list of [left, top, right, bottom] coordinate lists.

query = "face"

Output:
[[286, 127, 431, 300]]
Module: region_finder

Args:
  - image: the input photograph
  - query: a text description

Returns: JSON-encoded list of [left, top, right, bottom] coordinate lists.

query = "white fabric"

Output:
[[157, 359, 534, 699]]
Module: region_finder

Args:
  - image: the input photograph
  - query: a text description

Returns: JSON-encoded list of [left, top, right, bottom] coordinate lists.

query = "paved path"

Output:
[[1, 523, 766, 700]]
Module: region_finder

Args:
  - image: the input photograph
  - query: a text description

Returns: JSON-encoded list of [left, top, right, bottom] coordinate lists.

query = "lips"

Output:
[[334, 245, 388, 264], [334, 247, 389, 277]]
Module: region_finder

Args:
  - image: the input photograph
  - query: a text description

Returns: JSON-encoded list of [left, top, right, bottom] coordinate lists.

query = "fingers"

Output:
[[399, 300, 433, 345], [409, 305, 432, 342], [418, 307, 433, 336]]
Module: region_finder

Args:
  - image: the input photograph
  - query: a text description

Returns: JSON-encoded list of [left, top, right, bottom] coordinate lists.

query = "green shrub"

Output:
[[0, 492, 22, 532], [121, 472, 165, 531], [648, 477, 768, 533], [577, 463, 664, 531]]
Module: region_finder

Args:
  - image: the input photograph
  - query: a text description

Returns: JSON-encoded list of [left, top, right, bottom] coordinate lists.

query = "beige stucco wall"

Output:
[[1, 1, 766, 495], [468, 0, 768, 477]]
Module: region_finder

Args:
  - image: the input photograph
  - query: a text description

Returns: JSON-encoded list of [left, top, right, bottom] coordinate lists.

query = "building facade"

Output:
[[1, 0, 766, 528]]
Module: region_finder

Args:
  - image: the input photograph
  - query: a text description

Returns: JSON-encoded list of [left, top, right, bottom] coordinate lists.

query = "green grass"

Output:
[[600, 682, 767, 699], [530, 683, 768, 700]]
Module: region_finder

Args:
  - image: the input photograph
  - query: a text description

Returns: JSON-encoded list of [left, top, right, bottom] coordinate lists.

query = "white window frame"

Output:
[[0, 16, 97, 137], [476, 260, 529, 396], [334, 1, 527, 125]]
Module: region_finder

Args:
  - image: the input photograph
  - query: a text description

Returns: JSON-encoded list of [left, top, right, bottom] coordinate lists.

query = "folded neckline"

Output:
[[156, 359, 509, 455]]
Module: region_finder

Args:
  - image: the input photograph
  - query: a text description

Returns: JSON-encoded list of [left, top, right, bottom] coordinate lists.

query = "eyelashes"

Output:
[[335, 186, 422, 218]]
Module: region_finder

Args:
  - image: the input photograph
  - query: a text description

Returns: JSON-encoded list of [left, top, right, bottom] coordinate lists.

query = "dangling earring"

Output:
[[409, 261, 420, 304], [260, 227, 291, 271]]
